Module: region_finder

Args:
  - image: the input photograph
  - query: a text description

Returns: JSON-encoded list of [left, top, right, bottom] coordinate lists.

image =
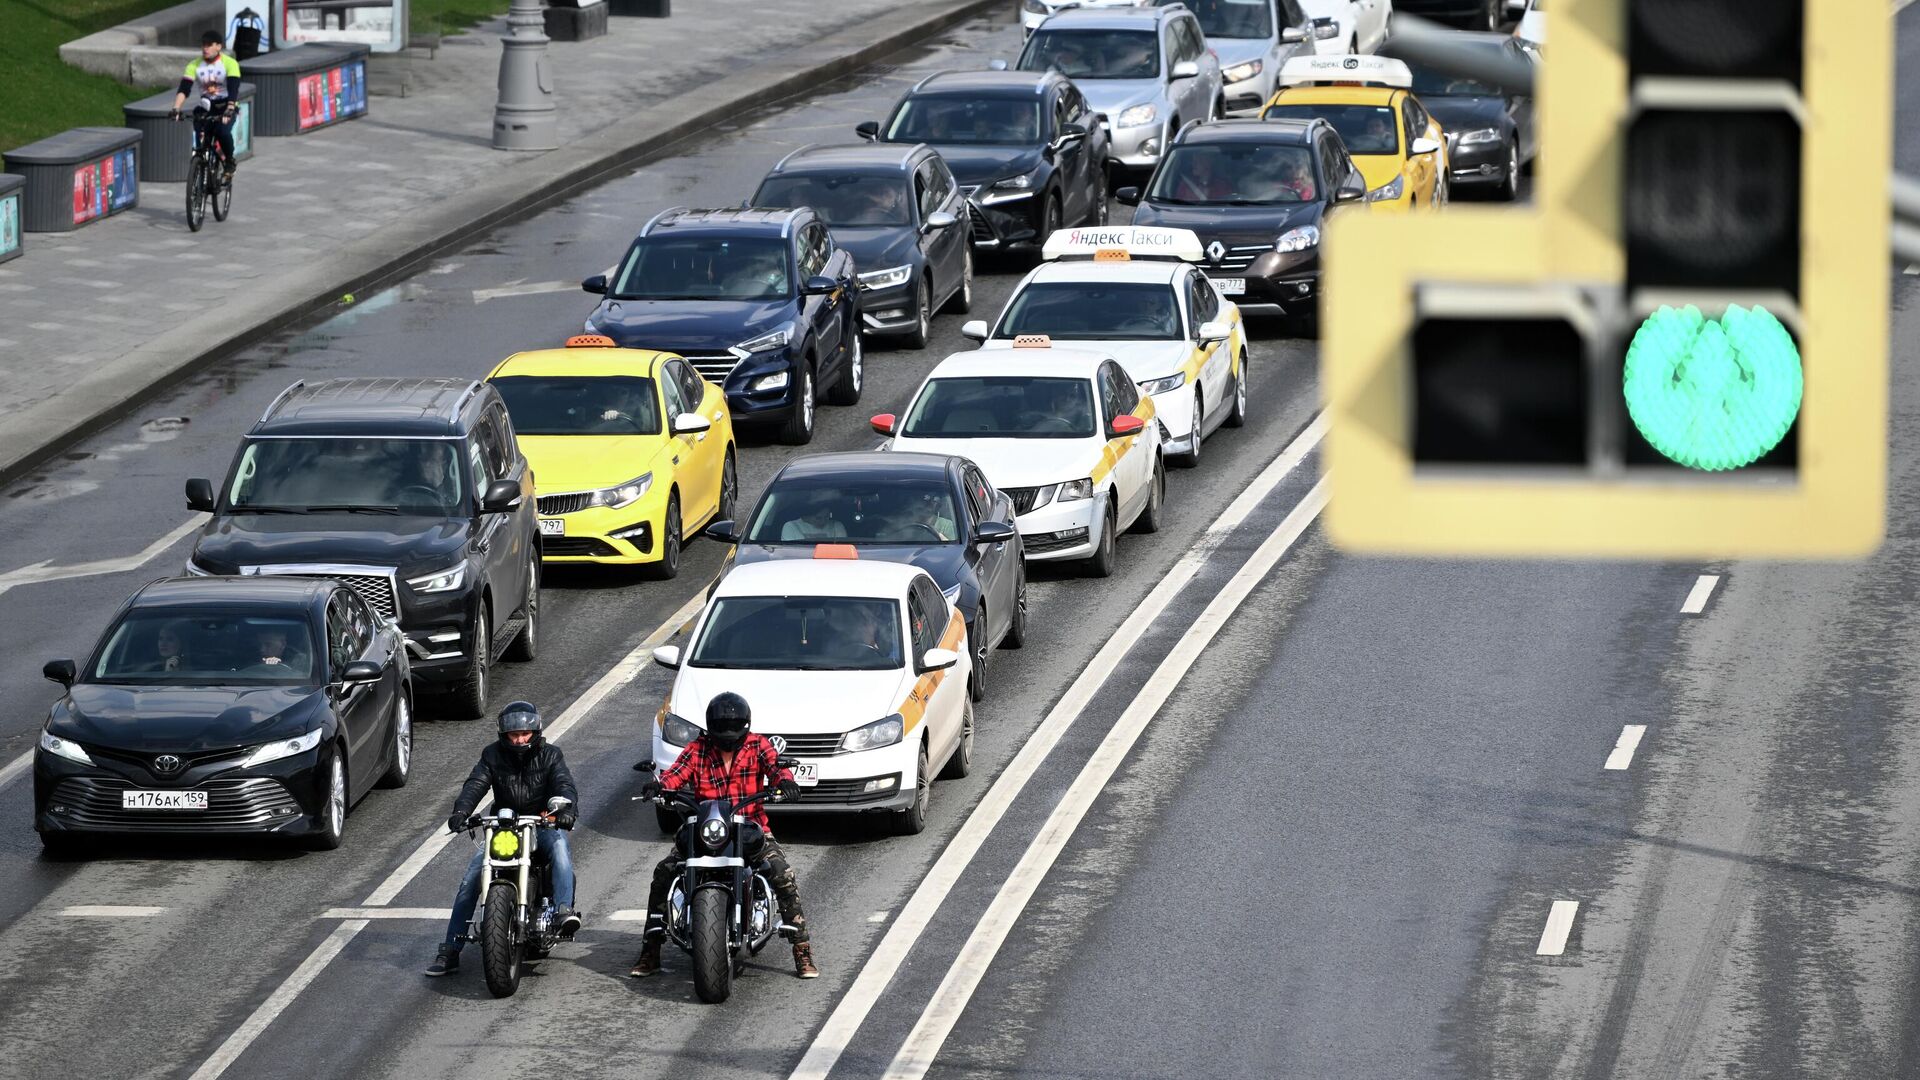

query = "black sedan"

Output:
[[703, 451, 1025, 700], [33, 576, 411, 853], [1380, 33, 1537, 200]]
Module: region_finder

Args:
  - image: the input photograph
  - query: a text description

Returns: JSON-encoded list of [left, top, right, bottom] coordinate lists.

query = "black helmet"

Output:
[[498, 700, 543, 759], [705, 692, 751, 749]]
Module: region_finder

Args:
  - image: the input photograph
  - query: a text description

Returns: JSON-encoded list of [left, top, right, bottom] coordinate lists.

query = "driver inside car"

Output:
[[887, 490, 958, 542]]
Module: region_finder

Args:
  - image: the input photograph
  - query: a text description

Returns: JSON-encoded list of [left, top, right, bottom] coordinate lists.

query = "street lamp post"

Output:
[[492, 0, 557, 150]]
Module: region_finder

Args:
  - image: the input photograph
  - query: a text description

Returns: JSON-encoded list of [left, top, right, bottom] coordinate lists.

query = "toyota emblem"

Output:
[[769, 735, 787, 754], [1342, 57, 1359, 69], [1206, 240, 1226, 263], [152, 754, 183, 775]]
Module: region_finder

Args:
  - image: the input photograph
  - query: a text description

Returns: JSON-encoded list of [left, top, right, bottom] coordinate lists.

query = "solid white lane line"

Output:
[[188, 920, 368, 1080], [60, 905, 166, 917], [471, 280, 581, 303], [606, 910, 651, 922], [0, 515, 201, 592], [1604, 725, 1647, 771], [881, 481, 1327, 1080], [0, 750, 32, 792], [1680, 574, 1719, 614], [187, 585, 711, 1080], [786, 415, 1326, 1080], [318, 907, 451, 920], [1536, 900, 1580, 956]]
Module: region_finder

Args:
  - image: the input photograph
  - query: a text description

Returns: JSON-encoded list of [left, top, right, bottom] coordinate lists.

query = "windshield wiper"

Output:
[[303, 504, 403, 515], [231, 505, 310, 514]]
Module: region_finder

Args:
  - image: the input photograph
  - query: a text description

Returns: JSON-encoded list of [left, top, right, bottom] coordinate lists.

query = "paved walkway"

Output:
[[0, 0, 997, 477]]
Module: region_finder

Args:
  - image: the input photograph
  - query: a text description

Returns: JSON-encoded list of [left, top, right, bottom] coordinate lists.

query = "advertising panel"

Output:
[[279, 0, 410, 53], [0, 193, 19, 258], [295, 61, 368, 130], [70, 148, 138, 226], [234, 100, 254, 157]]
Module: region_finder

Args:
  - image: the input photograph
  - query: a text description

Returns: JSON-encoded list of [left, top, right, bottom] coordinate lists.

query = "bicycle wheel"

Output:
[[185, 156, 206, 233], [213, 157, 232, 222]]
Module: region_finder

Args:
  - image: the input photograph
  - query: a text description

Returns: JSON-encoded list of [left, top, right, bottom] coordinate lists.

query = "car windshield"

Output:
[[903, 376, 1097, 439], [887, 96, 1042, 145], [1165, 0, 1272, 39], [754, 174, 913, 227], [689, 596, 903, 672], [996, 281, 1183, 340], [1146, 143, 1319, 204], [746, 478, 962, 545], [225, 437, 464, 514], [1019, 29, 1160, 80], [610, 236, 791, 301], [490, 375, 662, 436], [89, 611, 320, 686], [1402, 56, 1502, 97], [1265, 103, 1400, 155]]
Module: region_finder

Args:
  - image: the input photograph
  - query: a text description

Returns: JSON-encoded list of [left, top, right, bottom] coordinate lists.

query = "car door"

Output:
[[660, 357, 718, 522], [1046, 87, 1089, 226], [1096, 363, 1146, 521], [960, 464, 1015, 642], [1185, 269, 1229, 429], [1506, 39, 1538, 162], [802, 222, 851, 377], [908, 576, 964, 765], [477, 405, 530, 633], [912, 161, 947, 303], [1400, 96, 1436, 204], [326, 591, 383, 797], [926, 155, 969, 300]]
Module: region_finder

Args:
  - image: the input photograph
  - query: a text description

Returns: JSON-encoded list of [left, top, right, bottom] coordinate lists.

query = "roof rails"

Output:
[[903, 142, 929, 170], [449, 380, 486, 421], [639, 205, 687, 237], [911, 71, 945, 94], [261, 380, 307, 423], [772, 144, 816, 173]]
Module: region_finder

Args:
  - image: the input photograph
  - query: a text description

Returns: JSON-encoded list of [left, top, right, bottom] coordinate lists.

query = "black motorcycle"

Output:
[[460, 799, 571, 998], [634, 759, 796, 1003]]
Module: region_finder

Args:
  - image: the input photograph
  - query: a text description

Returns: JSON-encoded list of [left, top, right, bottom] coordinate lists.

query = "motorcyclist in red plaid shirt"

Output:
[[632, 692, 818, 979]]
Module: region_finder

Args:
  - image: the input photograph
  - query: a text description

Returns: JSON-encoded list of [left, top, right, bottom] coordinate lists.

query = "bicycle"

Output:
[[173, 108, 233, 232]]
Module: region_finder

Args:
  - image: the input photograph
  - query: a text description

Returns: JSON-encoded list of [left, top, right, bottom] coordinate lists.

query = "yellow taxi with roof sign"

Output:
[[1260, 54, 1450, 211]]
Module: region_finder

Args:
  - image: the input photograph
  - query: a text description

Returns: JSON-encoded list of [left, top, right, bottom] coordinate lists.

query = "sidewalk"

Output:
[[0, 0, 1003, 482]]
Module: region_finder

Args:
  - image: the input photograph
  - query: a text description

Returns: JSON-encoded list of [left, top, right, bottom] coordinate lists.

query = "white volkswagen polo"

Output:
[[871, 340, 1166, 576], [647, 550, 972, 836]]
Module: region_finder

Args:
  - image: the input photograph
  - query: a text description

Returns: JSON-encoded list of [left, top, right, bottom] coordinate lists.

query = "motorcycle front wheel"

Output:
[[691, 886, 733, 1004], [481, 882, 522, 998]]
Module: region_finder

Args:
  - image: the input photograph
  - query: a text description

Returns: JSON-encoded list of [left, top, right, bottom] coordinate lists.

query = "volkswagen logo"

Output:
[[1206, 240, 1226, 263], [152, 754, 184, 775], [1342, 57, 1359, 69], [769, 735, 787, 754]]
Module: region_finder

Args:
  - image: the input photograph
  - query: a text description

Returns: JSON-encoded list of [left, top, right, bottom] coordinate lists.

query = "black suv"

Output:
[[1121, 118, 1366, 326], [856, 70, 1110, 254], [752, 143, 973, 350], [581, 207, 861, 445], [184, 378, 541, 718]]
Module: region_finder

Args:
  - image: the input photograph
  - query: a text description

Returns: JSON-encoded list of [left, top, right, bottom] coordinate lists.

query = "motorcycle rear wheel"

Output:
[[691, 886, 733, 1004], [481, 882, 522, 998]]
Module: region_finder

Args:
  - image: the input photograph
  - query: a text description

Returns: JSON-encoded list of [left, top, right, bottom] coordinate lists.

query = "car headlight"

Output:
[[588, 473, 653, 510], [1275, 225, 1320, 252], [490, 829, 522, 859], [858, 264, 913, 290], [1368, 175, 1406, 202], [1055, 477, 1095, 503], [1023, 0, 1047, 12], [406, 564, 466, 594], [39, 730, 93, 766], [1459, 127, 1501, 145], [239, 727, 324, 769], [661, 712, 702, 747], [700, 816, 730, 851], [992, 173, 1033, 190], [1116, 103, 1158, 129], [1138, 372, 1187, 395], [733, 327, 792, 355], [752, 370, 790, 392], [1221, 59, 1263, 84], [842, 713, 905, 753]]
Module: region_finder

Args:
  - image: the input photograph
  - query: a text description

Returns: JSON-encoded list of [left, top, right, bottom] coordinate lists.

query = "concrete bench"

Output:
[[2, 128, 142, 233], [0, 174, 23, 264], [241, 44, 371, 136], [546, 1, 610, 41], [124, 83, 258, 183]]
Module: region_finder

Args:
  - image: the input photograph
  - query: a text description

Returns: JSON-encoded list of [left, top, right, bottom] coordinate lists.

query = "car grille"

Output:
[[1004, 486, 1045, 514], [1024, 532, 1085, 554], [788, 774, 900, 805], [48, 776, 303, 831], [1202, 244, 1274, 274], [89, 745, 251, 778], [680, 353, 739, 384], [538, 492, 592, 516], [969, 208, 995, 243], [543, 537, 621, 557], [769, 733, 848, 758]]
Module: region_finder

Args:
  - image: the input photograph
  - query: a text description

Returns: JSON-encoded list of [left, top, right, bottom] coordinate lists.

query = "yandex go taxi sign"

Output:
[[1041, 226, 1205, 263], [1277, 54, 1412, 90]]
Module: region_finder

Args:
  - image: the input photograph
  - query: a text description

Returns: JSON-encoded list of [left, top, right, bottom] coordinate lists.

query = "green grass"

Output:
[[0, 0, 179, 153], [409, 0, 511, 36]]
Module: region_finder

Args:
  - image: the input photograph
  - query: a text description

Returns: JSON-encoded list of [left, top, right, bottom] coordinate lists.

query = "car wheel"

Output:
[[892, 740, 931, 835], [503, 554, 538, 662], [902, 279, 932, 350], [968, 609, 987, 702], [1499, 143, 1519, 201], [828, 332, 864, 404], [306, 747, 347, 850], [1174, 388, 1203, 468], [942, 246, 974, 315], [1223, 353, 1248, 428], [778, 363, 816, 445], [1085, 504, 1116, 578], [1483, 0, 1503, 31], [1131, 458, 1165, 535], [717, 448, 738, 522], [1037, 194, 1062, 253], [452, 607, 489, 719], [938, 695, 974, 780], [645, 495, 682, 580], [377, 694, 412, 789], [1002, 567, 1027, 650]]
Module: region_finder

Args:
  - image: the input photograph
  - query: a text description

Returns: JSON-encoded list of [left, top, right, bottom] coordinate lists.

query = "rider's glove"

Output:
[[638, 780, 663, 801], [224, 103, 238, 120], [447, 812, 467, 834], [774, 777, 801, 803], [168, 108, 182, 121], [555, 809, 578, 830]]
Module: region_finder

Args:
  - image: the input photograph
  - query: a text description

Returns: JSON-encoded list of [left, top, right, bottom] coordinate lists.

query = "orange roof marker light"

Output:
[[813, 543, 859, 560], [1093, 247, 1130, 262], [565, 334, 617, 348], [1012, 334, 1052, 349]]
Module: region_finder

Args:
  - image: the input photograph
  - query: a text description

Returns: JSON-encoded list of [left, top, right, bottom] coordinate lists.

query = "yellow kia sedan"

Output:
[[486, 336, 736, 578], [1260, 55, 1448, 213]]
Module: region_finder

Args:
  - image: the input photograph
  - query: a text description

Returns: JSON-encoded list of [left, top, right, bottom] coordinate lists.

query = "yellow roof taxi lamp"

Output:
[[1263, 54, 1448, 213], [1039, 226, 1207, 263]]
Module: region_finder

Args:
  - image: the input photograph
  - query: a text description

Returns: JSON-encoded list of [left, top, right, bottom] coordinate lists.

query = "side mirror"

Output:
[[988, 58, 1009, 71], [1197, 320, 1231, 344], [185, 477, 215, 512], [633, 759, 656, 772], [672, 412, 712, 435], [1061, 122, 1088, 138], [1335, 173, 1367, 204], [651, 645, 682, 670], [1409, 136, 1440, 156], [701, 519, 739, 543], [581, 274, 608, 295], [869, 413, 898, 436], [1114, 186, 1142, 206], [43, 659, 76, 688], [803, 275, 839, 296], [855, 120, 880, 141], [960, 320, 989, 342], [340, 659, 383, 683], [918, 647, 960, 673], [1282, 25, 1308, 43], [926, 210, 959, 232], [1170, 60, 1200, 80], [974, 520, 1017, 544], [480, 478, 522, 513], [1109, 413, 1146, 438], [1312, 18, 1341, 40]]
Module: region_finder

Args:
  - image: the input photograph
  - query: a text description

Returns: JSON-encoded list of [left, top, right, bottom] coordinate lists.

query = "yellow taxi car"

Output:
[[1259, 54, 1448, 213], [485, 335, 736, 578]]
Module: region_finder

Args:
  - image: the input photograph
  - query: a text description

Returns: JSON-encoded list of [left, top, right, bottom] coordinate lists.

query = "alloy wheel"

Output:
[[395, 697, 412, 775], [326, 754, 346, 837]]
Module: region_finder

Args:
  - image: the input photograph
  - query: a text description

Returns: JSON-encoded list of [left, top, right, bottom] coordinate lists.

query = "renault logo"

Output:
[[1206, 240, 1226, 263], [769, 736, 787, 754], [152, 754, 183, 775]]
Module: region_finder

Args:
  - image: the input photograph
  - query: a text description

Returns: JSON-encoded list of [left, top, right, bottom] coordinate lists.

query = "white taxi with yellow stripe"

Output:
[[647, 549, 972, 835], [960, 226, 1249, 469], [872, 340, 1165, 577]]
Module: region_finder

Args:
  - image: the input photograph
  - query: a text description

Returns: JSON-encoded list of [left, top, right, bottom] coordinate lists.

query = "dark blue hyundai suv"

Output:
[[580, 207, 863, 445]]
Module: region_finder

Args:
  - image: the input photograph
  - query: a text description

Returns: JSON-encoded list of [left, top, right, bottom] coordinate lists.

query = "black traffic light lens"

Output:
[[1625, 110, 1800, 295], [1413, 318, 1587, 466], [1628, 0, 1801, 82]]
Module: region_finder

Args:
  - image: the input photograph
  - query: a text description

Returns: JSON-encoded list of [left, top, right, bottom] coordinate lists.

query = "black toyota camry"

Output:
[[703, 451, 1025, 700], [33, 576, 412, 853]]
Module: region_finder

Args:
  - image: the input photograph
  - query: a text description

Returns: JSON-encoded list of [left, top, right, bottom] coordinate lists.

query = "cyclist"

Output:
[[171, 31, 242, 183]]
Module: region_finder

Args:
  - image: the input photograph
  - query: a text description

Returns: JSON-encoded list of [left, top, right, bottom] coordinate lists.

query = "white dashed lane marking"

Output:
[[1681, 574, 1720, 614], [1604, 725, 1647, 771], [1536, 901, 1580, 956]]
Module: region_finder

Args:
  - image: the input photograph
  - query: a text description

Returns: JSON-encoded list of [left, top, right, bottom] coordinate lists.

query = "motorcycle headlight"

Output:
[[239, 727, 324, 769], [1116, 103, 1158, 129], [39, 729, 93, 766], [589, 473, 653, 510], [842, 713, 905, 753], [1275, 225, 1320, 252], [661, 712, 702, 747], [858, 264, 913, 290], [1138, 372, 1187, 396], [1222, 60, 1263, 84], [1055, 477, 1095, 503], [734, 327, 792, 355], [700, 817, 729, 851], [751, 370, 790, 392], [1368, 175, 1406, 202], [1459, 127, 1501, 145], [406, 564, 466, 594], [490, 829, 521, 859]]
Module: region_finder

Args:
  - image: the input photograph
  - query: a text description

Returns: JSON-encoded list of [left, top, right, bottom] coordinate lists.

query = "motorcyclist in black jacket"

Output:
[[426, 701, 581, 977]]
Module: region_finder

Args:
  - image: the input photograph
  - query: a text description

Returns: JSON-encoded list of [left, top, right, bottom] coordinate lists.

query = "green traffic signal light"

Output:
[[1622, 304, 1803, 471]]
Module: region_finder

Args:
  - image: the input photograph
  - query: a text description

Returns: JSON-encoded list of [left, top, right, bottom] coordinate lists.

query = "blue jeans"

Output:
[[443, 826, 575, 949]]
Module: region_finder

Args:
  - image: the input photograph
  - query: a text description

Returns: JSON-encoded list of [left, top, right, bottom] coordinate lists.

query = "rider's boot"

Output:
[[630, 939, 662, 978], [558, 908, 582, 939], [424, 943, 460, 977], [792, 941, 819, 979]]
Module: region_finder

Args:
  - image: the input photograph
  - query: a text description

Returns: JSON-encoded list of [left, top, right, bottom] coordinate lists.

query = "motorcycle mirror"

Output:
[[633, 759, 656, 772], [776, 755, 800, 770]]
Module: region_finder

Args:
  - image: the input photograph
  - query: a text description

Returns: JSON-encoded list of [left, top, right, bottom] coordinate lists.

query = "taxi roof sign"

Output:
[[813, 543, 858, 560], [1011, 334, 1053, 348], [565, 334, 617, 348], [1278, 54, 1412, 90], [1041, 226, 1205, 264]]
